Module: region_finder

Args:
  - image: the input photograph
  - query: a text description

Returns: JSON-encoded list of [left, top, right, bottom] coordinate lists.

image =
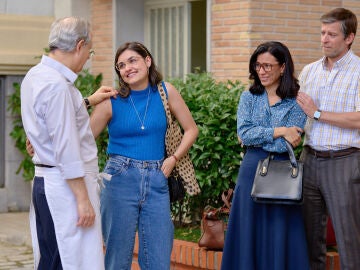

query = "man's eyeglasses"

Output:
[[254, 62, 279, 72]]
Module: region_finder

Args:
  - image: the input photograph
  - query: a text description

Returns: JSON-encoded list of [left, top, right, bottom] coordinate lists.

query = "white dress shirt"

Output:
[[21, 55, 98, 179]]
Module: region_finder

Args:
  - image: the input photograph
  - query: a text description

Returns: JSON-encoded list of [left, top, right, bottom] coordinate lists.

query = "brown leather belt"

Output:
[[305, 146, 359, 158]]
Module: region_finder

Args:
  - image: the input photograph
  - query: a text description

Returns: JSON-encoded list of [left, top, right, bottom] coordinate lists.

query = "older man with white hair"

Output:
[[21, 16, 117, 270]]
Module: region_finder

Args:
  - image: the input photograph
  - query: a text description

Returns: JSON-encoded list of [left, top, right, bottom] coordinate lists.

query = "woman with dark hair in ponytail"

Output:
[[90, 42, 198, 270]]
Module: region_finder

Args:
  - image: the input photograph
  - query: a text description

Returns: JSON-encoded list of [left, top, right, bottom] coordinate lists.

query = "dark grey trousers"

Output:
[[301, 148, 360, 270]]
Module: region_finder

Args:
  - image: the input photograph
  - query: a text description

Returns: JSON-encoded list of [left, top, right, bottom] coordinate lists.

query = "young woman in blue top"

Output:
[[90, 42, 198, 270], [221, 41, 310, 270]]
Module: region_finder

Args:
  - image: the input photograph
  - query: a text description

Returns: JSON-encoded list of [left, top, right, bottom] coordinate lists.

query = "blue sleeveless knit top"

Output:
[[107, 83, 167, 160]]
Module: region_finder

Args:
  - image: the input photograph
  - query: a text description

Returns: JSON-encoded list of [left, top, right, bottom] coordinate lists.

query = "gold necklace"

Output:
[[129, 88, 151, 130]]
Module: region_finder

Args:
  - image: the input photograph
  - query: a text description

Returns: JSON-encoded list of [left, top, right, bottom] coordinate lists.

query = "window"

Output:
[[0, 76, 4, 187], [144, 0, 206, 79], [114, 0, 207, 79], [0, 75, 24, 188]]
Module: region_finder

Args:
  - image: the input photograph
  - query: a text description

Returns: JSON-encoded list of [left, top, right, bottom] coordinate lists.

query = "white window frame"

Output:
[[0, 77, 4, 187], [144, 0, 191, 78]]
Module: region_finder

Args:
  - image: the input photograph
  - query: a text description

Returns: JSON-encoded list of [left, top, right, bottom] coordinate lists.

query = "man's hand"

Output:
[[87, 86, 118, 107], [76, 197, 96, 227], [26, 138, 34, 157], [296, 92, 318, 118], [67, 177, 96, 227]]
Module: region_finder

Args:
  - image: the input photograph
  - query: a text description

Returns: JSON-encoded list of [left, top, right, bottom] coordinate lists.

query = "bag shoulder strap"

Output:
[[157, 82, 172, 126]]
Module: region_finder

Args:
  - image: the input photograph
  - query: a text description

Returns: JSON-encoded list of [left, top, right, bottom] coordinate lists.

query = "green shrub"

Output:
[[170, 72, 245, 217], [9, 69, 247, 223]]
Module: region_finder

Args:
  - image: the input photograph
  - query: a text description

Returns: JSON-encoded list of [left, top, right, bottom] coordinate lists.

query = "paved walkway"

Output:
[[0, 212, 33, 270]]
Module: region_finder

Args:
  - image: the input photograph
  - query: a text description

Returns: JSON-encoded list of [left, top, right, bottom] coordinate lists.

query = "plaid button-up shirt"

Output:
[[299, 50, 360, 151]]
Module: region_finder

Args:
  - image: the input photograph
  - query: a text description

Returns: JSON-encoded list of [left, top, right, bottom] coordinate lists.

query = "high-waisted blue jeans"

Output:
[[100, 154, 174, 270]]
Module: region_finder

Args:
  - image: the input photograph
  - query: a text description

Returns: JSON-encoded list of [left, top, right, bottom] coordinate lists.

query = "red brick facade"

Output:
[[210, 0, 360, 82], [131, 236, 340, 270], [91, 0, 360, 86], [91, 0, 114, 86]]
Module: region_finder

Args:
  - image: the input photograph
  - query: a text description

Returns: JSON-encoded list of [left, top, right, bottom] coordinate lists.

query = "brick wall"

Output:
[[211, 0, 360, 82], [211, 0, 252, 83], [91, 0, 360, 85], [131, 236, 340, 270], [91, 0, 114, 87]]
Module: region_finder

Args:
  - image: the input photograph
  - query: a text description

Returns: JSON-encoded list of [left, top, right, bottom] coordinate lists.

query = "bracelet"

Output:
[[171, 154, 178, 162], [84, 98, 91, 109]]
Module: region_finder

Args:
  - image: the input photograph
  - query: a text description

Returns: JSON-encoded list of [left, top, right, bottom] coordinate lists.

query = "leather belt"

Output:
[[35, 164, 55, 168], [305, 146, 359, 158]]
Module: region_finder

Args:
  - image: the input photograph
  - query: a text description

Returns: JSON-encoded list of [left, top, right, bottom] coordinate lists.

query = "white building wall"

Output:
[[0, 0, 91, 212], [0, 0, 54, 16]]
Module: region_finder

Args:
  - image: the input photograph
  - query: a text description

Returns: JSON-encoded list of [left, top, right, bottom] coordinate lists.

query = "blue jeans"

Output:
[[100, 155, 174, 270]]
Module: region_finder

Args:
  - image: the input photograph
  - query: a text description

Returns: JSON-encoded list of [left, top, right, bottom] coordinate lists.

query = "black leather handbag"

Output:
[[168, 171, 186, 203], [251, 141, 303, 205]]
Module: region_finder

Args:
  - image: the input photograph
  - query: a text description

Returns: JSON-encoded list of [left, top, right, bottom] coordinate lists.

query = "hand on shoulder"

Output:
[[87, 86, 118, 107]]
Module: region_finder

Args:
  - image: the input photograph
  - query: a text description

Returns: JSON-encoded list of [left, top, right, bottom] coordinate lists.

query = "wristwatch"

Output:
[[313, 109, 322, 120], [84, 98, 91, 109]]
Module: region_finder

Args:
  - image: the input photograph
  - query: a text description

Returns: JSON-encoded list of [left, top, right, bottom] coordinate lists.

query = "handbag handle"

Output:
[[260, 140, 299, 178], [284, 140, 298, 168], [157, 82, 172, 128], [221, 189, 233, 210], [219, 188, 233, 215]]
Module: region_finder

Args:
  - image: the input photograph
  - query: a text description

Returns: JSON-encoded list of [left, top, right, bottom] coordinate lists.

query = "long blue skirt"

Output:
[[221, 148, 310, 270]]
